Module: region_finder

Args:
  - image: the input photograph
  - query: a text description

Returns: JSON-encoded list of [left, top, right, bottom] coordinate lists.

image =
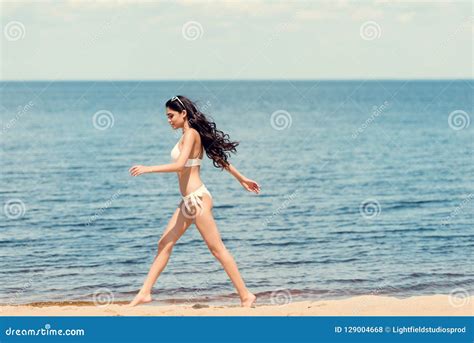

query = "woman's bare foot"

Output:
[[128, 292, 152, 307], [240, 292, 256, 308]]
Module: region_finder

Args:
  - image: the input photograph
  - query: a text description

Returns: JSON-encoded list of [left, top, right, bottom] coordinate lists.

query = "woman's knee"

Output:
[[157, 238, 175, 253], [209, 244, 228, 260]]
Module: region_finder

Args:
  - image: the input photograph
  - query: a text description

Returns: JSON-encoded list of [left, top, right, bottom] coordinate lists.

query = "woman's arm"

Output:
[[129, 131, 196, 176], [225, 162, 261, 194], [224, 162, 245, 182]]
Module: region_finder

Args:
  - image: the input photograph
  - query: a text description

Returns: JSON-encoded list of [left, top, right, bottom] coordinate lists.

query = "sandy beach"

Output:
[[0, 295, 472, 317]]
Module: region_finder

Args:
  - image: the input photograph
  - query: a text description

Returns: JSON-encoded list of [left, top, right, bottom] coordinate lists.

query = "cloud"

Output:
[[397, 11, 416, 23], [176, 0, 292, 17], [294, 9, 336, 21], [351, 7, 384, 21]]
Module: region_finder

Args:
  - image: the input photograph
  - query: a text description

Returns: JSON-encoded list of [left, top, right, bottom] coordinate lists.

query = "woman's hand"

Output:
[[240, 177, 261, 194], [129, 165, 152, 177]]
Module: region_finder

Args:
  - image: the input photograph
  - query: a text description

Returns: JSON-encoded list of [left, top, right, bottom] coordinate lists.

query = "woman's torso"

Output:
[[174, 131, 204, 196]]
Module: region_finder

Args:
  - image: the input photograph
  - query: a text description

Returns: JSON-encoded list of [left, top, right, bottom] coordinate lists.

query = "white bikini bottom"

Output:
[[181, 184, 212, 216]]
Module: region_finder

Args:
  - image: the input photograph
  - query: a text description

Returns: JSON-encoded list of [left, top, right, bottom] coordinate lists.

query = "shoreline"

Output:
[[0, 295, 472, 316]]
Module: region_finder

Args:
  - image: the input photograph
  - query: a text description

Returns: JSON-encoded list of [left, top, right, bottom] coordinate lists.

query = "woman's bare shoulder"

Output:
[[187, 128, 201, 139]]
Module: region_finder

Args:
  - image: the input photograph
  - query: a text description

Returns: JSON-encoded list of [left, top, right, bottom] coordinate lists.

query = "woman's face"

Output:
[[166, 107, 186, 129]]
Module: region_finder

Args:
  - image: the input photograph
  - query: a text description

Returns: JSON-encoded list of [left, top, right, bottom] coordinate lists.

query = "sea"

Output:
[[0, 80, 472, 306]]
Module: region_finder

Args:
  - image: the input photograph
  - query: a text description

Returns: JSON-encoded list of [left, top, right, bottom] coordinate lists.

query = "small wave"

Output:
[[330, 278, 369, 283], [271, 258, 358, 266], [116, 258, 142, 265], [404, 272, 471, 278], [213, 205, 234, 209], [423, 234, 472, 240], [250, 239, 326, 247], [385, 199, 448, 210]]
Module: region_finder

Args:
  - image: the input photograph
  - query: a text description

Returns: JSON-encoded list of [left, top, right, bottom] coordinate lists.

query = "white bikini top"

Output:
[[170, 135, 203, 167]]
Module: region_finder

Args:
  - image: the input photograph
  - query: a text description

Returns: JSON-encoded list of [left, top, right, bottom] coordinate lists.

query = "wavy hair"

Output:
[[165, 95, 239, 169]]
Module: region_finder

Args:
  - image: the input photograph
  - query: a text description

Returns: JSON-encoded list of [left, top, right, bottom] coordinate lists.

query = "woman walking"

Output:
[[128, 95, 260, 307]]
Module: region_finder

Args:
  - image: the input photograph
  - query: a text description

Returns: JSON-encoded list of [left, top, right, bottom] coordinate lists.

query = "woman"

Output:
[[128, 95, 260, 308]]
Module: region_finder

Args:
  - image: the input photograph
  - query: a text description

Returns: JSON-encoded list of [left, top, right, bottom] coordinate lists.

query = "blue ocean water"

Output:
[[0, 80, 472, 305]]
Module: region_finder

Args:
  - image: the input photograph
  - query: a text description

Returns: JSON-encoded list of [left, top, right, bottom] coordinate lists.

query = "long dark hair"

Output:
[[165, 95, 239, 169]]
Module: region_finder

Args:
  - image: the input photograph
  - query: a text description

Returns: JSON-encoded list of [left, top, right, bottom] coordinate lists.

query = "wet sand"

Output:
[[1, 295, 472, 316]]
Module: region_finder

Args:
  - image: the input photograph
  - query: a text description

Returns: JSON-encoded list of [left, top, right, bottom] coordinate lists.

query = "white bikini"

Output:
[[171, 135, 212, 215]]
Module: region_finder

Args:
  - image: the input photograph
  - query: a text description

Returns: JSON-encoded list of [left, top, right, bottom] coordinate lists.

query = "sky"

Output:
[[0, 0, 472, 80]]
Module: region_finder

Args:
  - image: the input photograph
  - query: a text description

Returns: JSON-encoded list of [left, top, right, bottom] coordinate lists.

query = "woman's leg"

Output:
[[129, 205, 194, 306], [193, 194, 256, 307]]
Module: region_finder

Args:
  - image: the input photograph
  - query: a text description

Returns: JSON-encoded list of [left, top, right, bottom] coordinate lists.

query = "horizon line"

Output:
[[1, 78, 472, 82]]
